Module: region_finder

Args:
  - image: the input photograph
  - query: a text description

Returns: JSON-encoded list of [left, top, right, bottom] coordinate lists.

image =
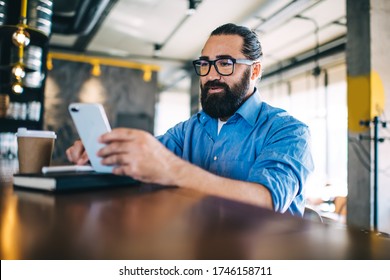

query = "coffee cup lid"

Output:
[[16, 128, 57, 139]]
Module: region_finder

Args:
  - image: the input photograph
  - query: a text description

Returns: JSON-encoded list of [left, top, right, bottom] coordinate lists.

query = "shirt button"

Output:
[[213, 156, 218, 161]]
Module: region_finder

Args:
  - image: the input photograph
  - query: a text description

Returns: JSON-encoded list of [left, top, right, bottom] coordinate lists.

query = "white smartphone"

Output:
[[68, 103, 113, 173]]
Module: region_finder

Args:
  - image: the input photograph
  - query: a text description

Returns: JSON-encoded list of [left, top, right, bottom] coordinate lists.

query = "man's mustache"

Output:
[[204, 80, 228, 90]]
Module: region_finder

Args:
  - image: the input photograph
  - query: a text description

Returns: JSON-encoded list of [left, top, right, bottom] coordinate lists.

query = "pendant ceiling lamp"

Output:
[[11, 0, 30, 94]]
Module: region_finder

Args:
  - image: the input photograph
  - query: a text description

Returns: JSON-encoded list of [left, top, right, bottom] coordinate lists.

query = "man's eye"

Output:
[[198, 61, 209, 66], [218, 59, 233, 67]]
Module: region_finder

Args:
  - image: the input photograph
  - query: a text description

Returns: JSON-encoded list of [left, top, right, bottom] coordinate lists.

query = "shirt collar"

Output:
[[197, 87, 262, 127], [235, 87, 261, 127]]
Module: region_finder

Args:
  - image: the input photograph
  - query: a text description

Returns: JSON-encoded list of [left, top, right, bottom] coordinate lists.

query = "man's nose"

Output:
[[206, 63, 221, 80]]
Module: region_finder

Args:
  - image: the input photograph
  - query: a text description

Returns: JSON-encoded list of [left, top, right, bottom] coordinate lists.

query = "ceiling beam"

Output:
[[73, 0, 119, 52], [262, 35, 346, 82]]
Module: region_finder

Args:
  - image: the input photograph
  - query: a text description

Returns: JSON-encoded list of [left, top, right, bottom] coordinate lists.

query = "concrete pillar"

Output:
[[346, 0, 390, 233]]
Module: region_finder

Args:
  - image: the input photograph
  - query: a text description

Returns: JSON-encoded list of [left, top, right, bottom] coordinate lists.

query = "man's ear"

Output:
[[251, 63, 262, 80]]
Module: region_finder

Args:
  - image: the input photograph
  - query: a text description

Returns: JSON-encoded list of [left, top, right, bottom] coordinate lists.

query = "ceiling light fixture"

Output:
[[11, 0, 30, 94], [91, 60, 101, 77], [12, 63, 26, 79], [12, 26, 30, 47], [12, 0, 30, 48], [154, 44, 162, 57], [46, 54, 53, 71], [143, 67, 152, 82], [186, 0, 196, 15], [12, 80, 24, 95]]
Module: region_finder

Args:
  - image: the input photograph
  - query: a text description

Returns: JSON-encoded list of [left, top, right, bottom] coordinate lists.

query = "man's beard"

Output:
[[200, 68, 251, 119]]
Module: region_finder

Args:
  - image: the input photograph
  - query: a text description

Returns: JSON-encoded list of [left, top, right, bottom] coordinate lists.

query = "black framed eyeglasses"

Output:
[[192, 57, 255, 76]]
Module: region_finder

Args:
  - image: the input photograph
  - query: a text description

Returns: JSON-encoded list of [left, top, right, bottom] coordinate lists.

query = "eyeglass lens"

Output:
[[194, 58, 235, 76]]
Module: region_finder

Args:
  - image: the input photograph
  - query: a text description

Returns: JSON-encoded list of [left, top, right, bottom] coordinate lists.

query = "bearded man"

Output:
[[66, 23, 314, 216]]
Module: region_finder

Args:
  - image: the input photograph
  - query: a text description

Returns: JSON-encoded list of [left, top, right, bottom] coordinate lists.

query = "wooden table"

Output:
[[1, 159, 390, 260]]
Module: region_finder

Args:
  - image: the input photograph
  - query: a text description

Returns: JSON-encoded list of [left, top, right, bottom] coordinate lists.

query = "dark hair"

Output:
[[211, 23, 263, 61]]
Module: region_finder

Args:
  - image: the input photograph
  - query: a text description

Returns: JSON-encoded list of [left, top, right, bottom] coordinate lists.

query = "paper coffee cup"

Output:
[[16, 128, 57, 174]]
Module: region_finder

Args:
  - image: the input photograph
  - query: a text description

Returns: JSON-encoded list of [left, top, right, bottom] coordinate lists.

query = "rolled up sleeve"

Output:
[[247, 123, 314, 216]]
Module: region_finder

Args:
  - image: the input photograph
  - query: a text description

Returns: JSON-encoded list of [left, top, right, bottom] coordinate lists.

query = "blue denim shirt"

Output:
[[157, 89, 314, 216]]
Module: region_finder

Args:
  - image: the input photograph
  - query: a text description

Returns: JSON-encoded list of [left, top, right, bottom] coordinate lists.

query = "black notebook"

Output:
[[13, 171, 138, 192]]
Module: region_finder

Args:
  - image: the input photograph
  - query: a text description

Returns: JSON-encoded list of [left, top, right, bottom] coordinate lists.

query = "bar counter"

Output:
[[1, 159, 389, 259]]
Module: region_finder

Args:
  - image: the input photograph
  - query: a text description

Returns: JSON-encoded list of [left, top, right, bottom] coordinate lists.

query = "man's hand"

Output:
[[65, 140, 89, 165], [97, 128, 180, 185]]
